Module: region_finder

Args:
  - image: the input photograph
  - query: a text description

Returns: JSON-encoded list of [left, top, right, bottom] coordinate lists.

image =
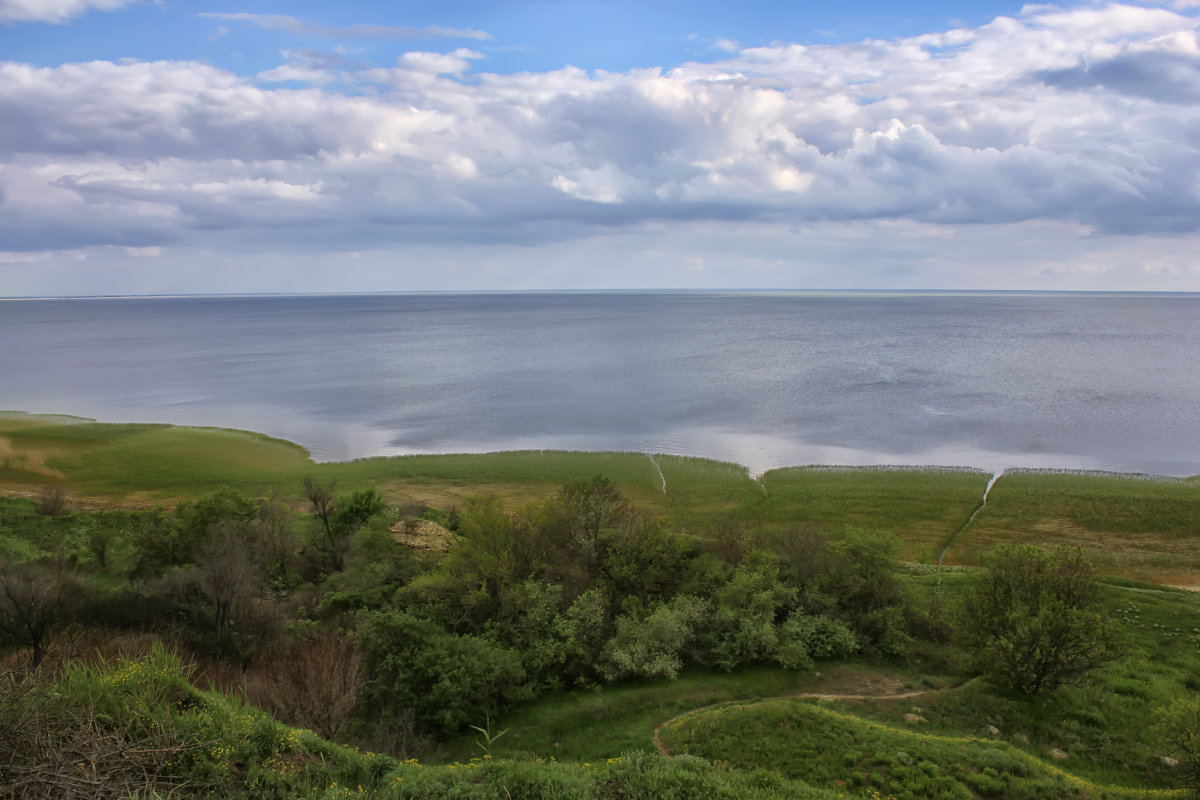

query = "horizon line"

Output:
[[4, 287, 1200, 301]]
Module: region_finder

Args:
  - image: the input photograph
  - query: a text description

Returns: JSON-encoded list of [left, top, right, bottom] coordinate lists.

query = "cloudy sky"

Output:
[[3, 0, 1200, 295]]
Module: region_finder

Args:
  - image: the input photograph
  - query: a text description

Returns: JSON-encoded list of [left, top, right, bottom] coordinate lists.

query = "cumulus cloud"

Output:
[[2, 1, 1200, 287], [0, 0, 137, 23]]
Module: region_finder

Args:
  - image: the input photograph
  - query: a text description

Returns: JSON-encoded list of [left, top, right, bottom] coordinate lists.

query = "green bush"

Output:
[[360, 609, 529, 735], [600, 595, 709, 681]]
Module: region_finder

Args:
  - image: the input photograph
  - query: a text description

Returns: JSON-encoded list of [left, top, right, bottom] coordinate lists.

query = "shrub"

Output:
[[247, 628, 365, 739], [777, 613, 860, 668], [34, 485, 68, 518]]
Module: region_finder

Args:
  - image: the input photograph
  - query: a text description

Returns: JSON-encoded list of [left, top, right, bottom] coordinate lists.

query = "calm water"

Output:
[[2, 292, 1198, 477]]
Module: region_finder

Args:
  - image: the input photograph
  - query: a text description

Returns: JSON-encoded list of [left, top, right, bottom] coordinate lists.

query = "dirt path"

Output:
[[652, 677, 982, 757]]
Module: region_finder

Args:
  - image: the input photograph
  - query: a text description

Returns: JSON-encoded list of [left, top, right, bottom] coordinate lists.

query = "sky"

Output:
[[2, 0, 1200, 295]]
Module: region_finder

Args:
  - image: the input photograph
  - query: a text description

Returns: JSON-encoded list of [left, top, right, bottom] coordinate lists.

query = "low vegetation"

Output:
[[1, 412, 1198, 799]]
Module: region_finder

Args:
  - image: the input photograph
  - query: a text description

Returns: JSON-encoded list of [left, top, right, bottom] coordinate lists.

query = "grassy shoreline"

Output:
[[2, 411, 1198, 581]]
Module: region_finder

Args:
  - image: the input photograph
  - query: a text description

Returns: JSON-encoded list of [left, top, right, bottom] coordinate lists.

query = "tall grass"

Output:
[[751, 467, 989, 558], [950, 472, 1200, 582]]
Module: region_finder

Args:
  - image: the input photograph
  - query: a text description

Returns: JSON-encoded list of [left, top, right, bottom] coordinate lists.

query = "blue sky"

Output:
[[3, 1, 1027, 76], [2, 0, 1200, 294]]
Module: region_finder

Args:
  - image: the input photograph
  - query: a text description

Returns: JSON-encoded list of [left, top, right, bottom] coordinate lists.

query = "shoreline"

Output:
[[2, 410, 1197, 483]]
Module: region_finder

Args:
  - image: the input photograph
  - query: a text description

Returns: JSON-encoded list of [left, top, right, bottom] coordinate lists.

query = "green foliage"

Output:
[[3, 646, 844, 799], [825, 528, 907, 615], [130, 488, 260, 575], [360, 609, 529, 735], [959, 545, 1124, 694], [468, 716, 508, 757], [333, 488, 386, 537], [484, 582, 609, 692], [601, 595, 710, 681], [777, 613, 860, 666], [703, 553, 798, 671], [381, 750, 835, 800], [1156, 694, 1200, 790], [598, 513, 693, 608]]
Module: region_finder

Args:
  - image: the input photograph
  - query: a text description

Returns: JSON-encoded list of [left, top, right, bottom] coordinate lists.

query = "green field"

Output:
[[3, 412, 1197, 580], [949, 471, 1200, 584]]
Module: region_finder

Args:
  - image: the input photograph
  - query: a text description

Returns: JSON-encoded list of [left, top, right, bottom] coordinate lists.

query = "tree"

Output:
[[702, 552, 799, 671], [194, 524, 258, 633], [821, 528, 911, 661], [600, 595, 709, 681], [254, 493, 299, 584], [0, 561, 78, 668], [554, 475, 627, 582], [958, 545, 1123, 694], [332, 488, 385, 538], [360, 609, 528, 735], [303, 475, 342, 571]]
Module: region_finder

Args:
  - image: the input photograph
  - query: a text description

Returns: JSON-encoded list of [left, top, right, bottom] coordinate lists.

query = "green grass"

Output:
[[950, 471, 1200, 583], [781, 581, 1200, 793], [4, 413, 1199, 585], [469, 579, 1200, 798], [751, 467, 990, 559], [440, 663, 942, 765], [1, 646, 839, 800], [319, 450, 667, 513], [659, 696, 1182, 800], [0, 413, 311, 499], [650, 454, 765, 530]]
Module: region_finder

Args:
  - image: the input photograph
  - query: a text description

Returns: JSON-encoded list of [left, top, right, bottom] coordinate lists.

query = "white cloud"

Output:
[[256, 65, 335, 85], [122, 245, 162, 257], [3, 2, 1200, 292], [0, 0, 136, 23]]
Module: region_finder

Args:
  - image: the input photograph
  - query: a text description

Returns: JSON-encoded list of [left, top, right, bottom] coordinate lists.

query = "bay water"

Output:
[[2, 291, 1197, 477]]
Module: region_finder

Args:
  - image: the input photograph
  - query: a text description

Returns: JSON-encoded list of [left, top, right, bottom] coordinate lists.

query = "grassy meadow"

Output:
[[948, 471, 1200, 585], [3, 411, 1196, 579]]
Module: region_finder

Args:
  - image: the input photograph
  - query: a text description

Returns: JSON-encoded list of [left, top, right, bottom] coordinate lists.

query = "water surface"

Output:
[[2, 292, 1197, 476]]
